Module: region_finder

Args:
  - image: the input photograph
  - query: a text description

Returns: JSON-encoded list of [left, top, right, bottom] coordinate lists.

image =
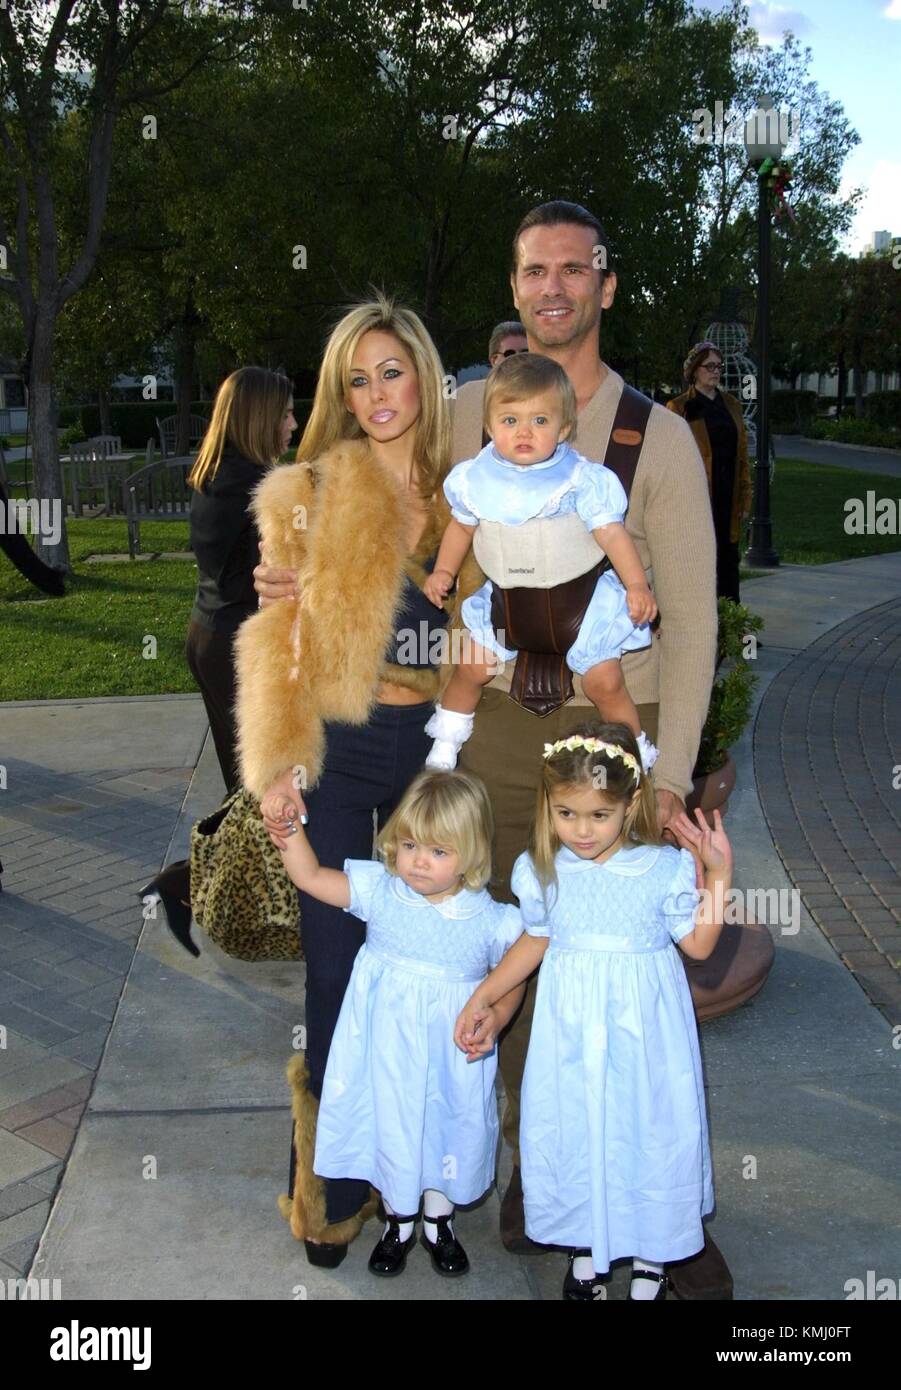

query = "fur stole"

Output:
[[235, 438, 454, 799]]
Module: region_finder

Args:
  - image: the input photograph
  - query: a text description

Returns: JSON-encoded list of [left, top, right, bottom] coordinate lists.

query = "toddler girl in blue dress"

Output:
[[423, 353, 659, 772], [278, 768, 523, 1279], [455, 720, 733, 1301]]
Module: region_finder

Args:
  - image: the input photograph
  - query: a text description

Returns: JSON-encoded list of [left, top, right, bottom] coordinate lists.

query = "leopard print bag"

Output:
[[189, 788, 302, 961]]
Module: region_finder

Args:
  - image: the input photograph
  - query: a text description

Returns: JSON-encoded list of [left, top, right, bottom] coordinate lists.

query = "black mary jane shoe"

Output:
[[420, 1212, 469, 1277], [563, 1249, 605, 1301], [368, 1214, 418, 1277], [629, 1267, 668, 1301], [304, 1239, 348, 1269], [139, 870, 199, 959]]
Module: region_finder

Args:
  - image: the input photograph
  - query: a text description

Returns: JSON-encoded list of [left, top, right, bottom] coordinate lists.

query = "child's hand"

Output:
[[671, 807, 732, 876], [454, 1000, 498, 1060], [423, 569, 454, 607], [626, 583, 658, 625]]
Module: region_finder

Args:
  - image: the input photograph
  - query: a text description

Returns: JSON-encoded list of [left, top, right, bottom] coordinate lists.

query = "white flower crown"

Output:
[[542, 735, 641, 786]]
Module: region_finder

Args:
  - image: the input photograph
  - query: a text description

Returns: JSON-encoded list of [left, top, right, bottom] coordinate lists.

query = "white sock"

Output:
[[572, 1254, 595, 1281], [426, 739, 461, 770], [383, 1200, 414, 1243], [630, 1258, 665, 1298], [425, 705, 474, 770], [422, 1188, 453, 1243]]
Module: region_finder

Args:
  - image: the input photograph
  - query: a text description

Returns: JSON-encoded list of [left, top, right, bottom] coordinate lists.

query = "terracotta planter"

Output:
[[681, 908, 775, 1024], [686, 753, 736, 826], [680, 753, 775, 1019]]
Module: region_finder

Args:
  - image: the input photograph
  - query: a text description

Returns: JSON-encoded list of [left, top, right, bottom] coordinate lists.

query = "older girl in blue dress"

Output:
[[456, 721, 732, 1301], [277, 769, 523, 1279]]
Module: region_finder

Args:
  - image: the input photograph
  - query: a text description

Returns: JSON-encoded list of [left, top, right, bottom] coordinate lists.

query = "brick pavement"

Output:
[[755, 598, 901, 1025], [0, 755, 191, 1275]]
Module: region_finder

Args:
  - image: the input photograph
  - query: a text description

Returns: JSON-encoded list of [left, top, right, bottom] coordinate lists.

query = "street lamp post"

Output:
[[744, 96, 784, 568]]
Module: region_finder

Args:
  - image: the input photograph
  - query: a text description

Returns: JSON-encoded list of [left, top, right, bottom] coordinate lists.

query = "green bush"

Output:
[[56, 400, 211, 448], [807, 417, 900, 449], [56, 397, 314, 449], [865, 390, 901, 429], [694, 598, 765, 776], [59, 417, 85, 452], [770, 389, 818, 433]]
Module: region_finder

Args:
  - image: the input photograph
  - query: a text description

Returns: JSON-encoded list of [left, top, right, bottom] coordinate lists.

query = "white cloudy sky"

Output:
[[699, 0, 901, 251]]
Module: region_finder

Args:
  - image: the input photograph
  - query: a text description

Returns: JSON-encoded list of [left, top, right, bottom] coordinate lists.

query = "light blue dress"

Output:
[[313, 859, 523, 1215], [514, 843, 714, 1272], [444, 440, 651, 673]]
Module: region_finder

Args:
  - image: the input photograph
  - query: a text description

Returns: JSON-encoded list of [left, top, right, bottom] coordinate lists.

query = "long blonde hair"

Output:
[[530, 720, 661, 903], [188, 366, 292, 490], [296, 292, 450, 500], [378, 769, 494, 892]]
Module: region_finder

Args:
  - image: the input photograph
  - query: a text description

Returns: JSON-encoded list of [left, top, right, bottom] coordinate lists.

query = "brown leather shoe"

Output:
[[667, 1230, 733, 1300], [499, 1166, 544, 1254]]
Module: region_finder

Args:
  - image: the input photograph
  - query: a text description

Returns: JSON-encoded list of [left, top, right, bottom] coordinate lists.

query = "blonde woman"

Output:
[[140, 367, 296, 956], [234, 295, 457, 1268]]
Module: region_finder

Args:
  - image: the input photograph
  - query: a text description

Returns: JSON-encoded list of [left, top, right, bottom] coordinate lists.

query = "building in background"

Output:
[[0, 355, 28, 433]]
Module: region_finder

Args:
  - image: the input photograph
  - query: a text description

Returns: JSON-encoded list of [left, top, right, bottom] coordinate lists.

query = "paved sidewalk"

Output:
[[0, 697, 207, 1276], [756, 595, 901, 1022], [4, 556, 900, 1299], [775, 435, 901, 477]]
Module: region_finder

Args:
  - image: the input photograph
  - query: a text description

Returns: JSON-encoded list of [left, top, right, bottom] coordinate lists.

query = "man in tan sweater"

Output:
[[449, 201, 724, 1296]]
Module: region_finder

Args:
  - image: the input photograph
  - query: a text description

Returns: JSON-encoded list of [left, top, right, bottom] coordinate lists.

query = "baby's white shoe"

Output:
[[636, 731, 659, 773], [425, 705, 474, 771]]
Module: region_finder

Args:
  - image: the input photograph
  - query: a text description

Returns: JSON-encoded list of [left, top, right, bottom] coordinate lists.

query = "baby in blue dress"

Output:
[[455, 720, 733, 1301], [423, 353, 659, 773], [278, 768, 523, 1280]]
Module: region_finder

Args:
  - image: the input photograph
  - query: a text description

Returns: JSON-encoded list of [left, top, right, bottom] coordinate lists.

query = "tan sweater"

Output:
[[450, 368, 717, 800]]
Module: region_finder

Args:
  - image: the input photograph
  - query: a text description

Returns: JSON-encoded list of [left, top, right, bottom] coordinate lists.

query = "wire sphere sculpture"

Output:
[[705, 315, 774, 478]]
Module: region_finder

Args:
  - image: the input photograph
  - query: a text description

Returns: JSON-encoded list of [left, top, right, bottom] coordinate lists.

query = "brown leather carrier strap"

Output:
[[494, 382, 654, 717]]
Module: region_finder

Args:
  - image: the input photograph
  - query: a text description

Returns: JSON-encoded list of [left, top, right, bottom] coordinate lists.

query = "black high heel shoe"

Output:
[[563, 1249, 605, 1301], [368, 1213, 418, 1277], [304, 1239, 348, 1269], [420, 1211, 469, 1277], [139, 860, 198, 958]]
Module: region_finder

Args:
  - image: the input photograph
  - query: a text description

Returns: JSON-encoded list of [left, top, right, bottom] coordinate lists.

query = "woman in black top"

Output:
[[186, 367, 296, 790], [141, 367, 296, 952], [667, 342, 752, 602]]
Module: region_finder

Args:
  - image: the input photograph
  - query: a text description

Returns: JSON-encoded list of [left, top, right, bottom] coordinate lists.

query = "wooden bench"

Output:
[[156, 414, 208, 459], [123, 453, 193, 557], [63, 441, 133, 516], [85, 434, 124, 458]]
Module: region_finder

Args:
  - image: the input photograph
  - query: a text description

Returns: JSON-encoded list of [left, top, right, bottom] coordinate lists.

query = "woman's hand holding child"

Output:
[[260, 768, 308, 850]]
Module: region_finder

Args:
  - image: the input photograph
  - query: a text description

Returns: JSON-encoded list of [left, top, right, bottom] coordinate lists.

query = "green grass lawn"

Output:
[[766, 458, 901, 567], [2, 458, 900, 701], [1, 519, 198, 701]]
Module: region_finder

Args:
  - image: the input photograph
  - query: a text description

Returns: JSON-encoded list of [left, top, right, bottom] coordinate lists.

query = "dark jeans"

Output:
[[290, 700, 433, 1225], [185, 620, 241, 794]]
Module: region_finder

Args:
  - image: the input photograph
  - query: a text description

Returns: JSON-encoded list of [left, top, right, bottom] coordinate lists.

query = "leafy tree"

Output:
[[0, 0, 248, 572]]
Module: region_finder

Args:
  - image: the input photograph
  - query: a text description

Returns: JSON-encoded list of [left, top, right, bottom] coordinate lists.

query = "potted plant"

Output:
[[686, 597, 764, 821], [682, 597, 773, 1022]]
